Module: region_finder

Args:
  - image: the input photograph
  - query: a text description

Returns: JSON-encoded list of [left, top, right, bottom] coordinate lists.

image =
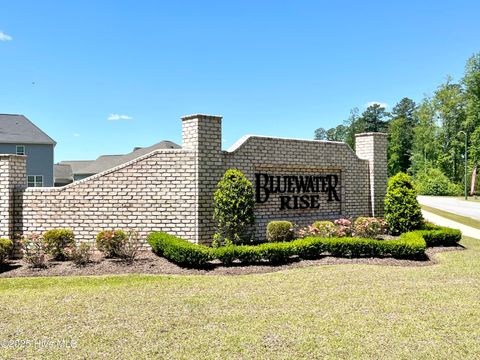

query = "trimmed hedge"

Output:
[[148, 232, 214, 267], [0, 238, 13, 265], [266, 221, 295, 242], [148, 224, 461, 268]]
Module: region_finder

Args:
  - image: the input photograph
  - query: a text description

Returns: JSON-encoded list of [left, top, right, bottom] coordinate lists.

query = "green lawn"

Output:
[[1, 238, 480, 359], [421, 204, 480, 230]]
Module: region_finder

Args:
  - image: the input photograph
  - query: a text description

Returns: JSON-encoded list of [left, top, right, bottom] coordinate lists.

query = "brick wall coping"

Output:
[[0, 154, 26, 159], [181, 114, 223, 121], [226, 134, 358, 156], [355, 132, 388, 137], [23, 148, 194, 192]]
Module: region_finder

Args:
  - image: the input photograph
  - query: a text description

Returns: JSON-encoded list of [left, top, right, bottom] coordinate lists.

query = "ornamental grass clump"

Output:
[[213, 169, 255, 245], [384, 172, 423, 235]]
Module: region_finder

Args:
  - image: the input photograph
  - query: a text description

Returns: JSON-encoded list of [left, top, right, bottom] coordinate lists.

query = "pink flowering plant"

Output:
[[333, 218, 354, 237], [21, 233, 48, 268], [312, 221, 336, 237], [295, 225, 321, 239], [353, 217, 387, 238]]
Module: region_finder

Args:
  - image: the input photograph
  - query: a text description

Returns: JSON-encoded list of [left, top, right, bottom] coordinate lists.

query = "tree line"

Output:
[[314, 52, 480, 194]]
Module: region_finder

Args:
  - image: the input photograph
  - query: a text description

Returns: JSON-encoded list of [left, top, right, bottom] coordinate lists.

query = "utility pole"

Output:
[[458, 131, 468, 200]]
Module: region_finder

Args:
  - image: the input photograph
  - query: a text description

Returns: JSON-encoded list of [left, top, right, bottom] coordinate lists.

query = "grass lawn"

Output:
[[421, 204, 480, 230], [1, 238, 480, 359]]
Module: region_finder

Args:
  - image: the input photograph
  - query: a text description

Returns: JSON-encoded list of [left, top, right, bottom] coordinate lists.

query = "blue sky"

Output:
[[1, 0, 479, 161]]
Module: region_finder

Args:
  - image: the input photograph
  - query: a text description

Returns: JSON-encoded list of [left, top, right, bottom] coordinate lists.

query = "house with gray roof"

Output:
[[55, 140, 180, 186], [0, 114, 55, 186]]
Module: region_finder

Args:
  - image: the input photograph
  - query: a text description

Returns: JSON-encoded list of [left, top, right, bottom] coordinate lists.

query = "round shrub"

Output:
[[384, 172, 423, 235], [96, 230, 127, 257], [353, 217, 386, 238], [43, 228, 75, 260], [0, 238, 13, 265], [213, 169, 255, 245], [266, 221, 294, 242], [312, 221, 336, 237]]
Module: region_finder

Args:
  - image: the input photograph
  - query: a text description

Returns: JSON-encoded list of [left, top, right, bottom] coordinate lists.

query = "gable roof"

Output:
[[58, 160, 95, 174], [68, 140, 181, 176], [54, 164, 73, 183], [0, 114, 56, 145]]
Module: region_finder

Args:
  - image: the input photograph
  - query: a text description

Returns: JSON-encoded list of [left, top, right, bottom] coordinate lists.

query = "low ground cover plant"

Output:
[[43, 228, 75, 260], [0, 238, 13, 265]]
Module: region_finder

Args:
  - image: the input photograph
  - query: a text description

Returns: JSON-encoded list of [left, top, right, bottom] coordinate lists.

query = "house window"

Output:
[[16, 145, 25, 155], [27, 175, 43, 187]]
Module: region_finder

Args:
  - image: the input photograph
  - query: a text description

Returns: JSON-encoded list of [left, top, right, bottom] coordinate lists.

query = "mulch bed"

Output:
[[0, 246, 464, 278]]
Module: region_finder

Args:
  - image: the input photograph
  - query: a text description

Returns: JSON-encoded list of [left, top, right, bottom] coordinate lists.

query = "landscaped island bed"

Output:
[[0, 236, 478, 359]]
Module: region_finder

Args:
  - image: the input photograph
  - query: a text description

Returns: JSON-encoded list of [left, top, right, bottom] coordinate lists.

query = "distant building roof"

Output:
[[0, 114, 56, 145], [57, 140, 180, 178], [54, 164, 73, 183]]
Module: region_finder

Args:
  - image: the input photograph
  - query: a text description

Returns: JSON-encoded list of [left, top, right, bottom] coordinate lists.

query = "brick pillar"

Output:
[[355, 133, 388, 217], [182, 114, 223, 244], [0, 155, 27, 241]]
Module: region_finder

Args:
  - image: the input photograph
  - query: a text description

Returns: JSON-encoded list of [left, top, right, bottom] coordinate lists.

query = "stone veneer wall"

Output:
[[14, 149, 197, 246], [222, 136, 374, 240]]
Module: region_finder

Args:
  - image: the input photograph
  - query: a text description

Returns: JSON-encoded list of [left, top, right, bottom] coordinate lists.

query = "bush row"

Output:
[[148, 230, 429, 268]]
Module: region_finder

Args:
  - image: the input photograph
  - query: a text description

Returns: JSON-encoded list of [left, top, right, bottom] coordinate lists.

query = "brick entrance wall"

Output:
[[1, 114, 387, 247]]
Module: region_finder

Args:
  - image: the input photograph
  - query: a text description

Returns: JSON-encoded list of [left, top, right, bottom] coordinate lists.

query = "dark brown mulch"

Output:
[[0, 246, 464, 278]]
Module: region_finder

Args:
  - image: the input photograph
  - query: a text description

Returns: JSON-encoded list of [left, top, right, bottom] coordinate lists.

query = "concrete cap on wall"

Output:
[[181, 114, 223, 121], [355, 132, 388, 137]]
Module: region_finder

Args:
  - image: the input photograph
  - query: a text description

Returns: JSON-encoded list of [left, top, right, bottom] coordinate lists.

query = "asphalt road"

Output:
[[418, 196, 480, 221]]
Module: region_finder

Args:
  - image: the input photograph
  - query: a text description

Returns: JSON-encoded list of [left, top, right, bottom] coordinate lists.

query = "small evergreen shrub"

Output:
[[384, 172, 424, 235], [96, 230, 127, 257], [312, 221, 336, 237], [353, 217, 386, 238], [21, 233, 47, 268], [43, 228, 75, 260], [213, 169, 255, 245], [415, 225, 461, 247], [65, 242, 93, 267], [266, 221, 294, 242], [0, 238, 13, 265]]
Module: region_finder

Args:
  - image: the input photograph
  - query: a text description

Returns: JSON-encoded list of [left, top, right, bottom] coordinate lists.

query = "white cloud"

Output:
[[365, 101, 388, 109], [107, 114, 133, 121], [0, 31, 12, 41], [73, 133, 80, 137]]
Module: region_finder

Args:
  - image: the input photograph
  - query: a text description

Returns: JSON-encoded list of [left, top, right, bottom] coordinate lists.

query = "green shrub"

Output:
[[116, 230, 142, 263], [21, 233, 47, 268], [257, 242, 294, 263], [353, 217, 386, 238], [213, 169, 255, 245], [65, 242, 93, 267], [148, 232, 214, 268], [384, 172, 424, 235], [96, 230, 127, 257], [266, 221, 294, 242], [0, 238, 13, 265], [414, 168, 463, 196], [43, 228, 75, 260], [234, 246, 262, 264], [415, 227, 461, 247], [312, 221, 336, 237]]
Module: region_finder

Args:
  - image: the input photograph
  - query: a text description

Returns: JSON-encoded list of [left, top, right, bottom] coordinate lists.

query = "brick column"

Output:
[[355, 133, 388, 217], [0, 155, 27, 241], [182, 114, 223, 244]]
